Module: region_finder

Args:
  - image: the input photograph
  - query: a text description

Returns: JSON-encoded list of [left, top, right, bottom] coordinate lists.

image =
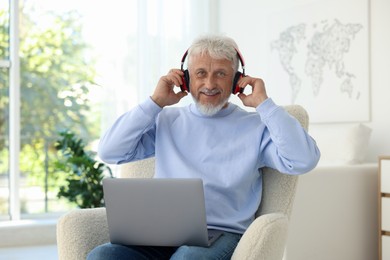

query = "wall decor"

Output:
[[266, 0, 369, 123]]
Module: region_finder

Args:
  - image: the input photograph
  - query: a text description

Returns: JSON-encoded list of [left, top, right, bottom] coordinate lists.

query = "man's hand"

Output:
[[237, 76, 269, 108], [151, 69, 188, 108]]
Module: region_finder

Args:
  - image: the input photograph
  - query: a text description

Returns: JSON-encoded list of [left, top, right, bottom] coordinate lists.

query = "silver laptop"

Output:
[[103, 178, 222, 247]]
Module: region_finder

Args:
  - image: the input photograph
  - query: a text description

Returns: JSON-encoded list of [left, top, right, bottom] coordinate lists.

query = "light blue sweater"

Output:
[[98, 97, 320, 234]]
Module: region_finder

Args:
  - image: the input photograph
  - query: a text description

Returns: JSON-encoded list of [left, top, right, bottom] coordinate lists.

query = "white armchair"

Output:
[[56, 105, 309, 260]]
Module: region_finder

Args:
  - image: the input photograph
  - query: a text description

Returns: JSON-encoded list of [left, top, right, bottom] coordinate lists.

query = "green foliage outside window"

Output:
[[0, 4, 102, 213]]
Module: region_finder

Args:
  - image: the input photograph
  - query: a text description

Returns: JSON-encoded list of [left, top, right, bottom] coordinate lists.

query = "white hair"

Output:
[[187, 34, 239, 72]]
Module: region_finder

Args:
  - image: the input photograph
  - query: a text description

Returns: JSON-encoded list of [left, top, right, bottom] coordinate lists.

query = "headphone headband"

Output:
[[235, 48, 246, 76], [180, 50, 188, 71]]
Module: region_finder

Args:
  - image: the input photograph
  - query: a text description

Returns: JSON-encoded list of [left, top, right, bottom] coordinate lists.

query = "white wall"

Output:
[[217, 0, 390, 163]]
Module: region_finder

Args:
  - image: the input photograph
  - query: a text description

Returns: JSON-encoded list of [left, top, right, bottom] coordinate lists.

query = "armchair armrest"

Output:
[[57, 208, 109, 260], [231, 213, 289, 260]]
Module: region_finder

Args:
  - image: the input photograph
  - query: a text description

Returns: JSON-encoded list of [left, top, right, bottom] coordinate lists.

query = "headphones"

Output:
[[180, 49, 246, 94]]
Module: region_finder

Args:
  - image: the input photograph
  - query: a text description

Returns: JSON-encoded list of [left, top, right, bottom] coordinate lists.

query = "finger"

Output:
[[238, 78, 254, 93], [168, 69, 184, 77], [170, 73, 183, 87], [167, 70, 184, 86], [237, 93, 251, 106], [176, 90, 188, 99], [161, 74, 180, 88], [237, 75, 253, 88], [237, 92, 247, 100]]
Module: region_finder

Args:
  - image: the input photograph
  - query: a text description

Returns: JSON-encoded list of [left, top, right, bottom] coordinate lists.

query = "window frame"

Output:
[[0, 0, 20, 221], [8, 0, 21, 221]]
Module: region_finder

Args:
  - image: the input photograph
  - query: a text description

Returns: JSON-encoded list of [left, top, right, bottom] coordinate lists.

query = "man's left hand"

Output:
[[237, 76, 269, 108]]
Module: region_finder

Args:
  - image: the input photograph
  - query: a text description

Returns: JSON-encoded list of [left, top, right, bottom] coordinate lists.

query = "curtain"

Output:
[[100, 0, 216, 129]]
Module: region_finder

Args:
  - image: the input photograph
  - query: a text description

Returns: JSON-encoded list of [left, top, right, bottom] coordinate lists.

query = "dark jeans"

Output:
[[87, 231, 242, 260]]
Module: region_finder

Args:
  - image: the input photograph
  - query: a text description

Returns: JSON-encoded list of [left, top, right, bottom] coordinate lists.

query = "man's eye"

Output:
[[196, 71, 206, 77], [217, 72, 226, 77]]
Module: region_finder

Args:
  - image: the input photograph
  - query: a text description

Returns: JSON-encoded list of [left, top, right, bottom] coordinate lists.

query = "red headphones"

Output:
[[180, 49, 246, 94]]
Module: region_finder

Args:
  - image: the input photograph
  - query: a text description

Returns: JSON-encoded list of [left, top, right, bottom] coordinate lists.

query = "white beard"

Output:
[[192, 96, 230, 116]]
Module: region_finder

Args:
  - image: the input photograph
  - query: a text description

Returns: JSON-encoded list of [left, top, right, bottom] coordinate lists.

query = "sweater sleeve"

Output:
[[257, 98, 320, 174], [98, 97, 162, 164]]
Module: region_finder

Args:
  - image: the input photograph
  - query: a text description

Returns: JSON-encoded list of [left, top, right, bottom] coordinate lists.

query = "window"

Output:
[[1, 0, 216, 221], [0, 0, 10, 221]]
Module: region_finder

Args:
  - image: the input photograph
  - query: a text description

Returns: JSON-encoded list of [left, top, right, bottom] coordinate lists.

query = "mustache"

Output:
[[199, 87, 221, 95]]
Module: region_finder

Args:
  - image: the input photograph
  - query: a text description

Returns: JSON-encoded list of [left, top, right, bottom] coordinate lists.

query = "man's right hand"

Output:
[[151, 69, 188, 108]]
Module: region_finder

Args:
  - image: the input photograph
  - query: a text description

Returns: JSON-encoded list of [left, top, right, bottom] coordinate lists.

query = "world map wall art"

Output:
[[266, 0, 369, 123]]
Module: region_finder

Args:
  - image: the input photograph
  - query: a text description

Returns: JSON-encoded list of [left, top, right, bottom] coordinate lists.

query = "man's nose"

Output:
[[204, 75, 216, 88]]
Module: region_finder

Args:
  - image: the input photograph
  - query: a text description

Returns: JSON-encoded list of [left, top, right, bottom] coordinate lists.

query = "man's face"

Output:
[[188, 53, 234, 115]]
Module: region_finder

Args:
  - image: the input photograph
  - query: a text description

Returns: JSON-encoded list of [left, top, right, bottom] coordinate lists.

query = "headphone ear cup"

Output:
[[232, 72, 243, 94], [181, 70, 190, 92]]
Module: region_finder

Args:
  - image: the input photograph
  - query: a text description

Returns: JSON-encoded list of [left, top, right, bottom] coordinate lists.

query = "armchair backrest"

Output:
[[256, 105, 308, 218], [121, 156, 155, 178], [120, 105, 309, 220]]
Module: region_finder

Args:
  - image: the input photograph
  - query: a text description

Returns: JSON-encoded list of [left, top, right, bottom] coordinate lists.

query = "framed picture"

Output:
[[265, 0, 370, 123]]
